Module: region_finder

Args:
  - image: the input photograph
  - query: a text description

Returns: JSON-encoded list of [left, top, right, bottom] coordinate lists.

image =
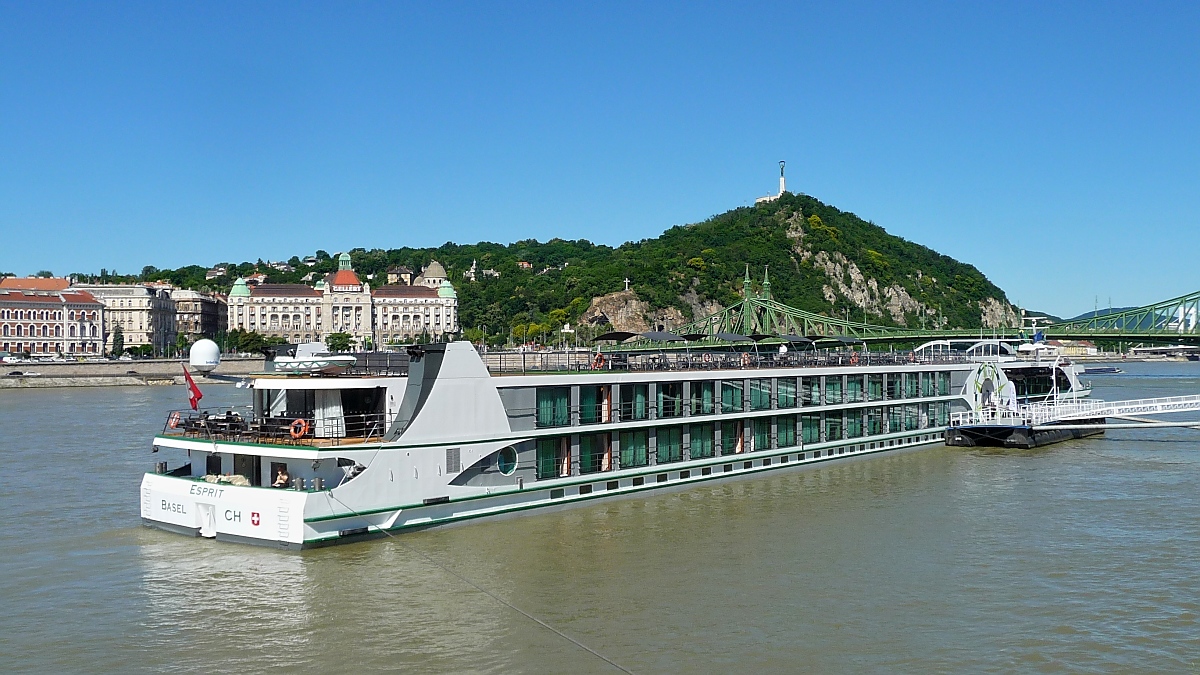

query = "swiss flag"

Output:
[[183, 365, 204, 410]]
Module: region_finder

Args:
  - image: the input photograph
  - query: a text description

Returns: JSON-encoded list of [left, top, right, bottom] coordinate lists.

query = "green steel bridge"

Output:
[[647, 270, 1200, 347]]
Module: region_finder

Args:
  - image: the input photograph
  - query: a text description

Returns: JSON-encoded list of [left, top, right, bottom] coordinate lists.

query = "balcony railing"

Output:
[[161, 409, 389, 446]]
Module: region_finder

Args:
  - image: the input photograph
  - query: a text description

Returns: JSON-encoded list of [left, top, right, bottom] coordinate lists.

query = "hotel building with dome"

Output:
[[225, 253, 458, 349]]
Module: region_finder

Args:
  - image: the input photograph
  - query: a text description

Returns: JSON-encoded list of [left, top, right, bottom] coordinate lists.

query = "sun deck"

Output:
[[160, 409, 388, 447]]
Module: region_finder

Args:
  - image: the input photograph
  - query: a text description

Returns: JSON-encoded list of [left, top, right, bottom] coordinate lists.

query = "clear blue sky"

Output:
[[2, 2, 1197, 318]]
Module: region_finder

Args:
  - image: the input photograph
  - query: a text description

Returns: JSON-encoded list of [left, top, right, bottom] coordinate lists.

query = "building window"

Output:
[[580, 385, 610, 424], [801, 413, 820, 444], [801, 376, 820, 406], [824, 376, 843, 405]]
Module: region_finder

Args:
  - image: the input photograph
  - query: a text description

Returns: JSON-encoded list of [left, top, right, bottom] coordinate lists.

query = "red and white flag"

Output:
[[183, 365, 204, 410]]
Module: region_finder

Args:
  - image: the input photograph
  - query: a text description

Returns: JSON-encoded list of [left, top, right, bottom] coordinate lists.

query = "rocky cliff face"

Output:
[[580, 290, 688, 333]]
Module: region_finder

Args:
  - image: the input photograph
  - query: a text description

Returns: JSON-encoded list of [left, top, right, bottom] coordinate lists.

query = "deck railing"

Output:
[[480, 348, 971, 374], [161, 409, 389, 446]]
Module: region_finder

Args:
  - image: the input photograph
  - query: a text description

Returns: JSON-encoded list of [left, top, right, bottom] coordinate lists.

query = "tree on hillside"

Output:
[[325, 332, 353, 352], [35, 270, 53, 278]]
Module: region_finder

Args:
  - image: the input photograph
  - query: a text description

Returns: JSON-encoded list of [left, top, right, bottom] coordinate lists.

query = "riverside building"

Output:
[[0, 286, 105, 356], [225, 254, 458, 348], [72, 283, 177, 355]]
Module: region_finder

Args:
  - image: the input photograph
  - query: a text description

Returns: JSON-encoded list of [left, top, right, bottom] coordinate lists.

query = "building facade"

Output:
[[171, 289, 228, 342], [0, 288, 105, 356], [225, 254, 458, 349], [72, 283, 177, 355]]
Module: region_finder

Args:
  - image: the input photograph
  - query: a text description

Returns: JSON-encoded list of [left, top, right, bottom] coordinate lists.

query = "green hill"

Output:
[[72, 193, 1017, 343]]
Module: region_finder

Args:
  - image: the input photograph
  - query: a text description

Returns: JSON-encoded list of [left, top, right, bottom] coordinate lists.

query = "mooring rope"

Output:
[[324, 491, 634, 674]]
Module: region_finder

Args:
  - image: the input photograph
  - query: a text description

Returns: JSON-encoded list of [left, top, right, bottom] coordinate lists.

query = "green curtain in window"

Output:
[[777, 415, 796, 447], [801, 414, 820, 444], [580, 386, 599, 424], [658, 383, 682, 418], [846, 412, 863, 438], [868, 374, 884, 401], [619, 429, 648, 467], [824, 377, 842, 405], [536, 438, 562, 479], [722, 381, 743, 412], [750, 379, 771, 411], [657, 427, 683, 463], [536, 388, 568, 427], [938, 372, 950, 396], [825, 414, 843, 442], [691, 381, 715, 415], [847, 377, 863, 403], [720, 420, 742, 455], [867, 408, 882, 435], [751, 418, 769, 451], [777, 379, 796, 408], [579, 433, 609, 474], [690, 423, 714, 458]]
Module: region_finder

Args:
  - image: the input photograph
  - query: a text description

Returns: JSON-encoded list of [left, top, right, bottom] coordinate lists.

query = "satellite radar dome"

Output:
[[189, 339, 221, 373]]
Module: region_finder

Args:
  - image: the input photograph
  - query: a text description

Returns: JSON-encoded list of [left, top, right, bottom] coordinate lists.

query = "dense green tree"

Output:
[[324, 332, 353, 352], [111, 324, 124, 356]]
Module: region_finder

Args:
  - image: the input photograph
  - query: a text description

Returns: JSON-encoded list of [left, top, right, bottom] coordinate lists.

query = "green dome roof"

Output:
[[229, 278, 251, 297], [437, 279, 456, 298]]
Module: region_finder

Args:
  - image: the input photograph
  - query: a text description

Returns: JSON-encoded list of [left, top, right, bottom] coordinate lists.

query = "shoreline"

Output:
[[0, 356, 265, 388]]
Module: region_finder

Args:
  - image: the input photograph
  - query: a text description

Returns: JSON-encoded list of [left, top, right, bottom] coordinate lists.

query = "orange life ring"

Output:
[[849, 351, 859, 366], [168, 411, 181, 429], [289, 418, 310, 439], [592, 353, 606, 370], [741, 352, 751, 367]]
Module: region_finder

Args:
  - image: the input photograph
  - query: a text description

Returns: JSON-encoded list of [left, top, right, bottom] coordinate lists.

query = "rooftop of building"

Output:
[[372, 285, 439, 298], [0, 277, 70, 291], [249, 284, 321, 298]]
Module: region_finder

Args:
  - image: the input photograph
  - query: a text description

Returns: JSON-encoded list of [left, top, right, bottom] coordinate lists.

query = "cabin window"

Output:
[[825, 414, 844, 442], [824, 377, 843, 405], [536, 388, 570, 428], [619, 429, 649, 468], [619, 384, 649, 421], [690, 381, 715, 415], [937, 372, 951, 396], [801, 414, 820, 444], [847, 376, 864, 403], [496, 446, 518, 475], [936, 401, 950, 425], [776, 415, 797, 447], [905, 404, 920, 431], [720, 420, 743, 455], [579, 433, 611, 474], [920, 372, 934, 397], [846, 411, 864, 438], [777, 378, 797, 408], [536, 437, 570, 479], [868, 374, 884, 401], [749, 379, 772, 411], [721, 380, 743, 413], [904, 374, 919, 399], [689, 423, 715, 458], [751, 418, 770, 451], [656, 426, 683, 463], [657, 382, 683, 418], [205, 454, 222, 476], [886, 406, 902, 433], [801, 377, 820, 406], [580, 385, 610, 425], [866, 408, 883, 435], [888, 374, 903, 400]]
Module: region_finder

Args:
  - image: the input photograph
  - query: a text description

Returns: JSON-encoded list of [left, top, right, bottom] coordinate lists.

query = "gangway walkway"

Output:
[[952, 394, 1200, 428]]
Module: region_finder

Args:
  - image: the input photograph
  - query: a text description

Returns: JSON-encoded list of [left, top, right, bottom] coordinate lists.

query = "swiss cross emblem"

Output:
[[251, 512, 261, 526]]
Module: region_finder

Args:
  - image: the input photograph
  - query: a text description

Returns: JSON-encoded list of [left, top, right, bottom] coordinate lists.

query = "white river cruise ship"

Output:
[[142, 341, 1051, 549]]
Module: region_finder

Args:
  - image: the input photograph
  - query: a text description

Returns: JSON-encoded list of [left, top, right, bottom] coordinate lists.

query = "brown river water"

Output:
[[1, 361, 1197, 673]]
